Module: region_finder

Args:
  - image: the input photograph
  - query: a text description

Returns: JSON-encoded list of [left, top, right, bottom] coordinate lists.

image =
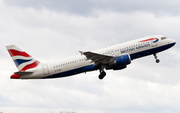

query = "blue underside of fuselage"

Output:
[[130, 43, 175, 60], [42, 64, 100, 79], [42, 43, 175, 79]]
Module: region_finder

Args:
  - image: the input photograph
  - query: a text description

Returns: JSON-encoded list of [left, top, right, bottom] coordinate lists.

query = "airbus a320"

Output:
[[6, 35, 176, 80]]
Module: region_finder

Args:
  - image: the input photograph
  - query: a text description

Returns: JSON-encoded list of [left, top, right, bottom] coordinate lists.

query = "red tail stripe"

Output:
[[139, 38, 158, 42], [20, 60, 39, 72], [8, 49, 31, 57]]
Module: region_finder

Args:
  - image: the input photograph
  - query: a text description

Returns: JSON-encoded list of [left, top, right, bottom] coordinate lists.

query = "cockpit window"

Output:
[[161, 37, 167, 40]]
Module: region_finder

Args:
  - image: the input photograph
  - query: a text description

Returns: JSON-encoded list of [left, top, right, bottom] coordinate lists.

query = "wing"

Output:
[[81, 51, 115, 66]]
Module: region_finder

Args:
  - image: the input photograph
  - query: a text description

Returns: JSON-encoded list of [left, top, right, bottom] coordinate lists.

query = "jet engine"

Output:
[[106, 54, 131, 70], [114, 54, 131, 66]]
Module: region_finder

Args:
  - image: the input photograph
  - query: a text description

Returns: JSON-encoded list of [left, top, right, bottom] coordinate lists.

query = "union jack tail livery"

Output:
[[6, 45, 40, 72]]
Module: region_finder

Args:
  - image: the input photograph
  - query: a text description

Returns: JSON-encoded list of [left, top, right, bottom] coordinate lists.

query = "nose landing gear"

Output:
[[154, 53, 160, 63]]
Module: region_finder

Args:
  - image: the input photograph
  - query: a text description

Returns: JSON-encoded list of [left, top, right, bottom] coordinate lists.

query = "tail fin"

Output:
[[6, 45, 40, 72]]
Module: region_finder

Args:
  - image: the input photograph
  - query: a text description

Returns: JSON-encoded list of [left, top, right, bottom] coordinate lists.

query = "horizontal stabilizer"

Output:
[[14, 72, 33, 76]]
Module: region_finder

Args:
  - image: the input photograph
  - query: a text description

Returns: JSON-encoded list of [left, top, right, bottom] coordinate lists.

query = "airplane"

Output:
[[6, 35, 176, 80]]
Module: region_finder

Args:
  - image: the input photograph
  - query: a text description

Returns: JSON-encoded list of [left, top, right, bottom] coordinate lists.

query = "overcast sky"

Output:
[[0, 0, 180, 113]]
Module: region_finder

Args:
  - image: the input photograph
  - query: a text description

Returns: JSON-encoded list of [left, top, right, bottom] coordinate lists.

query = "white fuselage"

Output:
[[20, 35, 176, 79]]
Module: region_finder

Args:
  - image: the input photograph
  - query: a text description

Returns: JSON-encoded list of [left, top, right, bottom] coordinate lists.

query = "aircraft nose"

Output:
[[11, 74, 20, 79], [171, 39, 176, 46], [168, 38, 176, 46]]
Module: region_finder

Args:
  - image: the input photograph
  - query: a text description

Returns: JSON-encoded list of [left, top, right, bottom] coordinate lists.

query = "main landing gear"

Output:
[[98, 64, 106, 80], [153, 53, 160, 63], [99, 71, 106, 79]]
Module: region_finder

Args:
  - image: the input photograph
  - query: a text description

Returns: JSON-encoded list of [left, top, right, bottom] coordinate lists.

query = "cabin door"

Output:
[[42, 64, 50, 75]]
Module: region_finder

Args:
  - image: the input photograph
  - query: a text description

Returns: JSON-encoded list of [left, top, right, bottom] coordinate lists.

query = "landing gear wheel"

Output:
[[156, 59, 160, 63], [154, 53, 160, 63], [98, 71, 106, 80]]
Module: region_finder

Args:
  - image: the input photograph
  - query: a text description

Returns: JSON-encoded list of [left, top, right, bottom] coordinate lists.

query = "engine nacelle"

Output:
[[112, 65, 127, 70], [106, 54, 131, 70], [114, 54, 131, 66]]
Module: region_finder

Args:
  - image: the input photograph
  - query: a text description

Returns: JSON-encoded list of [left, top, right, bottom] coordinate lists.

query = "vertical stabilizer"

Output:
[[6, 45, 40, 72]]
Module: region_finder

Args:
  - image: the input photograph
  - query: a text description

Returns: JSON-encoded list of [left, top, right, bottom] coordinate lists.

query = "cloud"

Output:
[[3, 0, 180, 16], [0, 0, 180, 113]]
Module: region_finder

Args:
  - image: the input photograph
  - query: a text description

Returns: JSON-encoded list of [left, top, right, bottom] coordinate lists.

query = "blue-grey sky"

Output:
[[0, 0, 180, 113], [4, 0, 180, 16]]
